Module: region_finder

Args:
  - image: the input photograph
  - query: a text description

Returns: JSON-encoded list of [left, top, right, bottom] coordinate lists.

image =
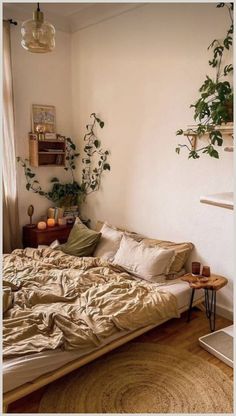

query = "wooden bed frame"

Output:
[[3, 296, 204, 413]]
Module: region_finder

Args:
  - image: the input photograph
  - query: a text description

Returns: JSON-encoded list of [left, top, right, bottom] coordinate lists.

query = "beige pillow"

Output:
[[113, 235, 175, 282], [95, 221, 192, 273], [93, 223, 124, 262], [95, 220, 144, 241], [142, 238, 193, 274]]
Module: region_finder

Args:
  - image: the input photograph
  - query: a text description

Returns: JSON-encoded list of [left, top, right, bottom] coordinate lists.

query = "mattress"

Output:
[[3, 279, 203, 393]]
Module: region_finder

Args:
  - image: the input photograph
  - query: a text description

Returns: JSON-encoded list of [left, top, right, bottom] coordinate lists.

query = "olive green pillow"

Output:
[[59, 221, 101, 257]]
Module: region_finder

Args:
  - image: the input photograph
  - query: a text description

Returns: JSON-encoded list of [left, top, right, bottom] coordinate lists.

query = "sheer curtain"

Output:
[[3, 21, 21, 252]]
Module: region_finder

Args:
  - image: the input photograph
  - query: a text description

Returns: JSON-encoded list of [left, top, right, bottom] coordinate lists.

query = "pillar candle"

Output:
[[47, 218, 55, 227], [37, 221, 47, 230]]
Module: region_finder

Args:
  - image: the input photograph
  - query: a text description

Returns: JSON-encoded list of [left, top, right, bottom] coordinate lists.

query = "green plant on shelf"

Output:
[[17, 113, 111, 207], [176, 3, 233, 159]]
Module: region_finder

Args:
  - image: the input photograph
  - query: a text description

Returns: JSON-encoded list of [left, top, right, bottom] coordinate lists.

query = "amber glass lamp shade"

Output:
[[21, 7, 55, 53]]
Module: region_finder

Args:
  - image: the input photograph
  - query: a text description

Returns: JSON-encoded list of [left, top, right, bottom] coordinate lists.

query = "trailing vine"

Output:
[[176, 3, 233, 159], [17, 113, 110, 207], [82, 113, 110, 194]]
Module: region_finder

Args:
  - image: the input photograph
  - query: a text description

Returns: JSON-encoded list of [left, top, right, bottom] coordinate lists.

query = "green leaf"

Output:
[[176, 129, 184, 135], [26, 183, 31, 190], [27, 172, 35, 178], [50, 177, 59, 183], [94, 140, 100, 148], [103, 163, 111, 170], [175, 147, 180, 154], [100, 121, 104, 128], [210, 130, 223, 146], [210, 149, 219, 158], [188, 150, 200, 159]]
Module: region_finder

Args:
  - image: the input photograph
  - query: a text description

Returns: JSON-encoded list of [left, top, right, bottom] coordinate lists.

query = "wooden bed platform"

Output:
[[3, 297, 204, 413]]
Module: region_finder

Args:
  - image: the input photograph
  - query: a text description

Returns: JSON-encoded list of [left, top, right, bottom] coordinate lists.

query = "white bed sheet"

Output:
[[3, 279, 203, 393]]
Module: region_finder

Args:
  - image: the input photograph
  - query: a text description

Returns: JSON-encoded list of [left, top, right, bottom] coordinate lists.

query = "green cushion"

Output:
[[59, 221, 101, 257]]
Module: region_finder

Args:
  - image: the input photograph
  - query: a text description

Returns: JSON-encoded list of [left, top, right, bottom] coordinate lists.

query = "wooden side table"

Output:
[[181, 273, 228, 332], [23, 224, 73, 248]]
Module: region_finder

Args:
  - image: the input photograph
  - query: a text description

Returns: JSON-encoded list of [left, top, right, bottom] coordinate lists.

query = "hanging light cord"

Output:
[[37, 3, 40, 12]]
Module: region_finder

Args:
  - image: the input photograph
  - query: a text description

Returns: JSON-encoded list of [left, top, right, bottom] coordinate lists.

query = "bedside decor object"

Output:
[[21, 3, 55, 53], [37, 221, 47, 230], [58, 217, 67, 226], [17, 113, 111, 206], [176, 3, 233, 159], [191, 261, 201, 275], [47, 218, 55, 227], [25, 204, 35, 228], [181, 273, 228, 331], [32, 104, 56, 133], [48, 207, 64, 222], [202, 266, 211, 277]]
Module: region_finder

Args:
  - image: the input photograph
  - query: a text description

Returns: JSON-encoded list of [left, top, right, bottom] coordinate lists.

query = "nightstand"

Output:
[[181, 273, 228, 332], [23, 223, 73, 248]]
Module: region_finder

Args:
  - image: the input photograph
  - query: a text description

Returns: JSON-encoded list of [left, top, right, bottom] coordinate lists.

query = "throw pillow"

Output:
[[113, 234, 175, 282], [59, 218, 101, 257]]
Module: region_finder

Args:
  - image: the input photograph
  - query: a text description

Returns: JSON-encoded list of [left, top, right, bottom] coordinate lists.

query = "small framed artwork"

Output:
[[32, 104, 56, 133]]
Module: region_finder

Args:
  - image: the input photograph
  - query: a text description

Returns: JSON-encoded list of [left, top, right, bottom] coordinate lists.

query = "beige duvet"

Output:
[[3, 248, 179, 358]]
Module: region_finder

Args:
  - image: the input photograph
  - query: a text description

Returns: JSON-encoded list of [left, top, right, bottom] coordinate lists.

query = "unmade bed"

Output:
[[3, 247, 204, 409]]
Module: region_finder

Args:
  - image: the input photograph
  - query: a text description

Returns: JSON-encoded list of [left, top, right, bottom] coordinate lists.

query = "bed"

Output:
[[3, 246, 204, 411]]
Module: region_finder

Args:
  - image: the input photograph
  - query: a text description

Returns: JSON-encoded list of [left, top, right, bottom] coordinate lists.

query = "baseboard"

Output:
[[216, 304, 233, 321]]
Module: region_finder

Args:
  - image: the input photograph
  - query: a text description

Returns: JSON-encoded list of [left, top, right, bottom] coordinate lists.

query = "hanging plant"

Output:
[[17, 113, 111, 207], [176, 3, 233, 159]]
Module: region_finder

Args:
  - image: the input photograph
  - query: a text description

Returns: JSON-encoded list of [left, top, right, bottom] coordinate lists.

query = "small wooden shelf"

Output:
[[200, 192, 234, 210], [183, 123, 233, 150], [29, 134, 66, 167]]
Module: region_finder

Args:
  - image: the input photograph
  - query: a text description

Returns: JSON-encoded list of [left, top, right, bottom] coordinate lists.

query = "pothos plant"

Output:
[[176, 3, 233, 159], [17, 113, 111, 207]]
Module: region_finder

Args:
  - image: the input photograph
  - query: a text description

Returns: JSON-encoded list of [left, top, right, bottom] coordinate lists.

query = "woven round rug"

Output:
[[39, 343, 233, 413]]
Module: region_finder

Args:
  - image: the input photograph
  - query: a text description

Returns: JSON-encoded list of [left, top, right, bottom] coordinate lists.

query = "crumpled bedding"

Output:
[[3, 248, 179, 358]]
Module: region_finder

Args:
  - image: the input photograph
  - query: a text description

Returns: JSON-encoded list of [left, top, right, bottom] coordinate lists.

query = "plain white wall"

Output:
[[10, 26, 73, 228], [71, 3, 234, 315]]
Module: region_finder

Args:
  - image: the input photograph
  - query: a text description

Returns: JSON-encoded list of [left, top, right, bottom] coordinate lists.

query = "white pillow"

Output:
[[93, 223, 124, 262], [113, 235, 175, 282]]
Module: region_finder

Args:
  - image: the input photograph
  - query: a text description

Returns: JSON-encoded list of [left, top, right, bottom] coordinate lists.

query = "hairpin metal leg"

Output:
[[204, 289, 216, 332], [187, 288, 195, 322]]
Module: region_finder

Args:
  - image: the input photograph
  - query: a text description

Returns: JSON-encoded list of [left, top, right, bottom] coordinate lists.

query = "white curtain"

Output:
[[3, 21, 21, 253]]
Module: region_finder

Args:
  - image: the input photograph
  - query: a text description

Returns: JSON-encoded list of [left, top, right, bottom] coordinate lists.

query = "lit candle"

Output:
[[37, 221, 47, 230], [47, 218, 55, 227]]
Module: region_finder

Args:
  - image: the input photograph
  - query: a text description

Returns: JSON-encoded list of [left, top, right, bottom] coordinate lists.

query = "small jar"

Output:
[[192, 261, 201, 275], [202, 266, 211, 277]]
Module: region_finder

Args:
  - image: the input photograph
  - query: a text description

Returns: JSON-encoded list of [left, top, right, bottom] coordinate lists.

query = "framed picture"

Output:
[[32, 104, 56, 133]]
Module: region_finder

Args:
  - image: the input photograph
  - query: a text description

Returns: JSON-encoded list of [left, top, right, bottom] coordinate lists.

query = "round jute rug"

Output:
[[39, 343, 233, 413]]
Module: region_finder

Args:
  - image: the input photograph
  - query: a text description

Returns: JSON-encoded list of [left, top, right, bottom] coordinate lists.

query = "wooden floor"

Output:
[[7, 308, 233, 414]]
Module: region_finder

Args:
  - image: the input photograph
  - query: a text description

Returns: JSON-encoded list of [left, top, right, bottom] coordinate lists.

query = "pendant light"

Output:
[[21, 3, 55, 53]]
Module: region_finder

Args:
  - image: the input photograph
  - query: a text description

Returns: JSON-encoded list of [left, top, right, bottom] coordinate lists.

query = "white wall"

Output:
[[10, 25, 73, 228], [71, 4, 234, 315]]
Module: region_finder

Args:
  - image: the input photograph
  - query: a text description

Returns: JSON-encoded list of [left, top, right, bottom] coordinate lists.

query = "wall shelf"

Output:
[[200, 192, 234, 210], [29, 134, 66, 167], [183, 122, 233, 150]]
